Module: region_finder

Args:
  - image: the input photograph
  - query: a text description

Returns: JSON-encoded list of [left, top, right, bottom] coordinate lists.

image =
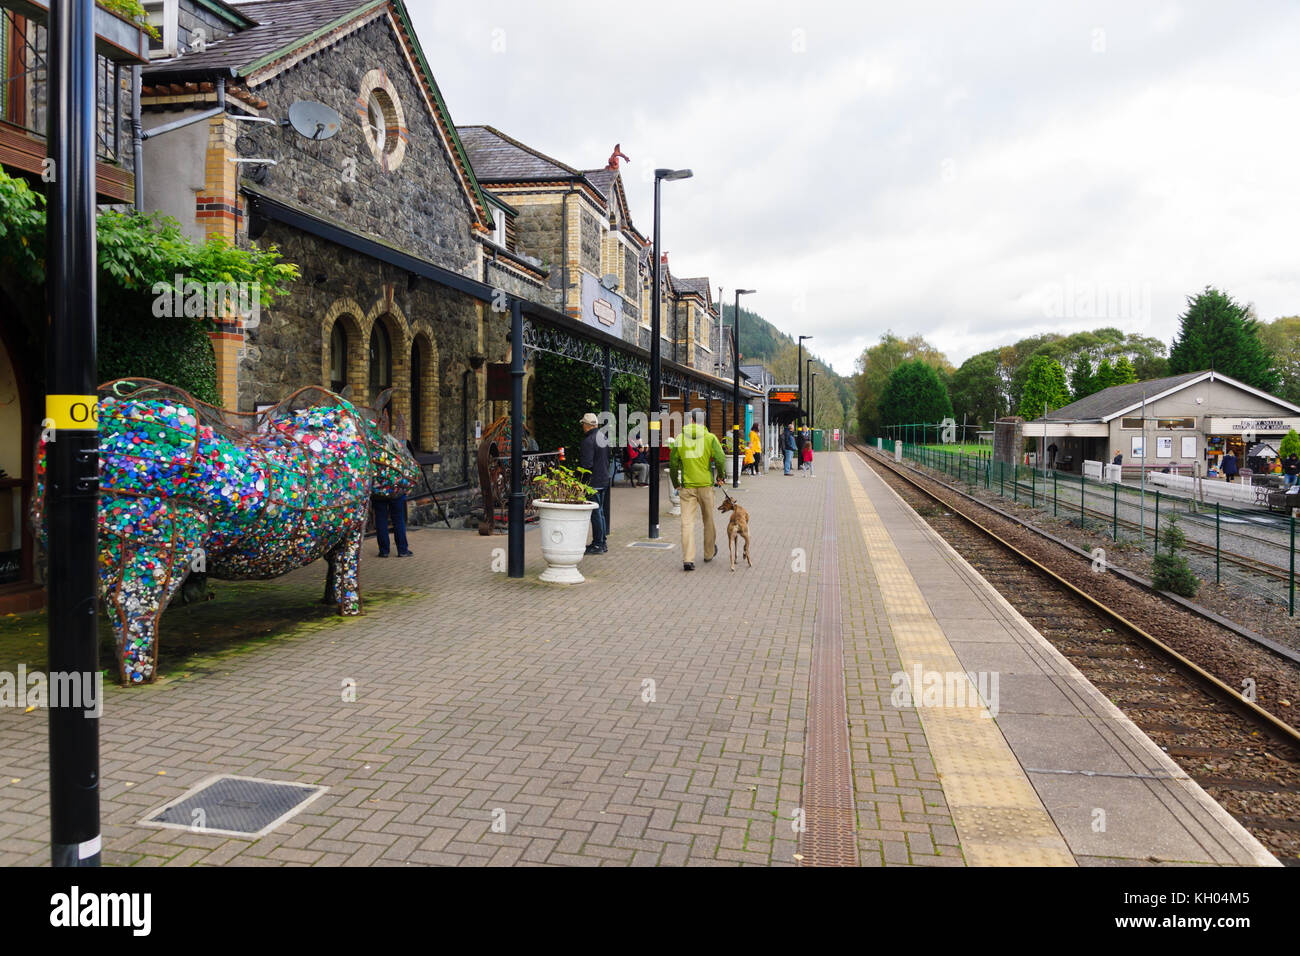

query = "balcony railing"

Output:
[[2, 8, 130, 165]]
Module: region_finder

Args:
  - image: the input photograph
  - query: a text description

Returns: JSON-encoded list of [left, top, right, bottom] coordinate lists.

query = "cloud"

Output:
[[411, 0, 1300, 375]]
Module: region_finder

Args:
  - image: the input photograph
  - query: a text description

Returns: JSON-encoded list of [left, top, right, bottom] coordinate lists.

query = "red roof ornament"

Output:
[[605, 143, 630, 170]]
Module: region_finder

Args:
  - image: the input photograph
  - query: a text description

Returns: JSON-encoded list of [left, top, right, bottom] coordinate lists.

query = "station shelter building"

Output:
[[1023, 370, 1300, 478]]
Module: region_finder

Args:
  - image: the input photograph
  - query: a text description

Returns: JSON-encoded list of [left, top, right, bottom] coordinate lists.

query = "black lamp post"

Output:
[[806, 357, 814, 424], [648, 167, 692, 540], [797, 335, 812, 425], [46, 0, 101, 867], [809, 371, 818, 435], [731, 289, 755, 488]]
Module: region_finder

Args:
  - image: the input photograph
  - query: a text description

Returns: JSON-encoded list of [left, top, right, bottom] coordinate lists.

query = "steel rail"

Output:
[[849, 441, 1300, 750]]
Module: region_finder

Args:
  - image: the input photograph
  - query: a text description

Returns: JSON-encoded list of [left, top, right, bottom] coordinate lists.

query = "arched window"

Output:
[[329, 323, 347, 393], [369, 321, 392, 404]]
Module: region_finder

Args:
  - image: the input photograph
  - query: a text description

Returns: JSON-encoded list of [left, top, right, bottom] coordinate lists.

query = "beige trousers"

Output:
[[678, 485, 717, 563]]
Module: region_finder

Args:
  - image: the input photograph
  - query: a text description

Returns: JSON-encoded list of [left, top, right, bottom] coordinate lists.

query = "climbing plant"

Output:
[[0, 167, 299, 401], [532, 351, 649, 456]]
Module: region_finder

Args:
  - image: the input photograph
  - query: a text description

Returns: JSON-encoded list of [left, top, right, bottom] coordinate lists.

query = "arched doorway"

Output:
[[329, 322, 348, 393], [0, 307, 39, 611], [368, 320, 392, 407]]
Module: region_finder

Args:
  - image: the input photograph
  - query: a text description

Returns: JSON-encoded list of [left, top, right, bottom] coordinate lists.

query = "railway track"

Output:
[[940, 453, 1294, 591], [849, 440, 1300, 864]]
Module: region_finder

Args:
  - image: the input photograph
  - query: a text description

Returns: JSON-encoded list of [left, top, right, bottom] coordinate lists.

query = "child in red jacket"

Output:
[[801, 441, 814, 477]]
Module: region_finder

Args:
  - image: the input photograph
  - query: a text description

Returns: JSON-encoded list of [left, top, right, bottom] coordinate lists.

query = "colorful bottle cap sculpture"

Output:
[[33, 380, 419, 685]]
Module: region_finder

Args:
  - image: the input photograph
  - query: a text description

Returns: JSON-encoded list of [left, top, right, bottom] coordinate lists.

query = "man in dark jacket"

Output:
[[1222, 451, 1238, 482], [579, 412, 610, 553], [782, 423, 797, 475], [1285, 452, 1300, 488]]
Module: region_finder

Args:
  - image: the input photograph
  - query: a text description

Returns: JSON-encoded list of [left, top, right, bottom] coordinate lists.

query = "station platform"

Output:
[[0, 451, 1278, 866]]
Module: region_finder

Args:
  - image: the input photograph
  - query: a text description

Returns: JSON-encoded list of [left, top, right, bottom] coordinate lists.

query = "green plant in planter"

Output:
[[98, 0, 161, 39], [533, 465, 595, 504]]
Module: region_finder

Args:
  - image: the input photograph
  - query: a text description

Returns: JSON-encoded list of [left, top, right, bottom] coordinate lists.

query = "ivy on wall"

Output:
[[533, 352, 650, 457]]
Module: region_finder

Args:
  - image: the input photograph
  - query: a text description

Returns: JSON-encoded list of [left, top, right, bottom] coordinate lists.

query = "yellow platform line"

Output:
[[838, 455, 1075, 866]]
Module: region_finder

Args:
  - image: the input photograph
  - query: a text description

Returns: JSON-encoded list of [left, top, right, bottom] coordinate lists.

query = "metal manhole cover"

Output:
[[142, 774, 328, 838], [627, 541, 675, 549]]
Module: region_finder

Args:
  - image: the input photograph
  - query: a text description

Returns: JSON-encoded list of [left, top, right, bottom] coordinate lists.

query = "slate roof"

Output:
[[674, 276, 712, 305], [583, 168, 617, 197], [1041, 371, 1214, 422], [457, 126, 581, 181], [144, 0, 376, 76]]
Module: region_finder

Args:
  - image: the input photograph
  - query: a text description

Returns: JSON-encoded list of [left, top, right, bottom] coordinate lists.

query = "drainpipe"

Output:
[[140, 75, 226, 142], [462, 368, 471, 484], [131, 65, 143, 208]]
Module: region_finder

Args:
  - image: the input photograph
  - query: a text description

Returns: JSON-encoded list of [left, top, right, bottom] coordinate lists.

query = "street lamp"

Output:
[[797, 335, 812, 426], [732, 289, 756, 488], [809, 371, 818, 437], [649, 167, 692, 540], [806, 357, 814, 424]]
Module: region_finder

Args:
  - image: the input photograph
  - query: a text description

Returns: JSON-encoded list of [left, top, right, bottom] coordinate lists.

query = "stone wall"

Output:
[[580, 209, 600, 274], [514, 202, 563, 272], [177, 0, 242, 52], [240, 16, 480, 275], [243, 221, 497, 493], [993, 417, 1025, 465]]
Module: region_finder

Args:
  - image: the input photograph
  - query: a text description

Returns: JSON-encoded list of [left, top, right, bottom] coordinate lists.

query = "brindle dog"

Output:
[[717, 490, 752, 571]]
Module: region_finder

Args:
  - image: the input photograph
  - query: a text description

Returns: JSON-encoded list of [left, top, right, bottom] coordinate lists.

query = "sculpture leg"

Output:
[[99, 497, 208, 685], [332, 526, 363, 616], [322, 551, 338, 606]]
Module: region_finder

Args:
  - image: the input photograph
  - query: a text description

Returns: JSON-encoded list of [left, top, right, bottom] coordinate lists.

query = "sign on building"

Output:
[[580, 273, 624, 337]]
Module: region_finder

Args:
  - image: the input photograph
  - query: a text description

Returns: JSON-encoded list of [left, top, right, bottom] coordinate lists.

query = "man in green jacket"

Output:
[[669, 410, 727, 571]]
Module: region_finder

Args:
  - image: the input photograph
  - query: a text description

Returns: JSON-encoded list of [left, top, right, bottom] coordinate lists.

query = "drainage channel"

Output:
[[797, 467, 858, 866]]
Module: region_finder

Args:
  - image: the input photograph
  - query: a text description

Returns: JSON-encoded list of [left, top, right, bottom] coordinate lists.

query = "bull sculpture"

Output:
[[33, 379, 419, 685]]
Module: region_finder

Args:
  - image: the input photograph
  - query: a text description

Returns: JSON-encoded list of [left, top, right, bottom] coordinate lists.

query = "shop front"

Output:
[[1205, 417, 1300, 477]]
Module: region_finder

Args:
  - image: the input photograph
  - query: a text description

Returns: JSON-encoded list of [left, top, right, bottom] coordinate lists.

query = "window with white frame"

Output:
[[488, 201, 508, 248], [143, 0, 178, 58]]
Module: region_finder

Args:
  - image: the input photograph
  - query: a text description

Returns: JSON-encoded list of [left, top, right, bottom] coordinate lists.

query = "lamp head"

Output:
[[656, 168, 693, 181], [737, 288, 756, 296]]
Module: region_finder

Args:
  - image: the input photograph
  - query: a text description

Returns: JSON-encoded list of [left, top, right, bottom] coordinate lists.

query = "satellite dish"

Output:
[[600, 273, 620, 291], [288, 100, 341, 141]]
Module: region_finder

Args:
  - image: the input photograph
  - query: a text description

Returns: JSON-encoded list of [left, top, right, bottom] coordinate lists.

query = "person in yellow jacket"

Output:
[[669, 410, 727, 571], [743, 425, 761, 475]]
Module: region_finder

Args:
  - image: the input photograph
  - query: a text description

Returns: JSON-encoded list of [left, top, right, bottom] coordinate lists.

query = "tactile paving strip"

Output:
[[798, 468, 858, 866], [839, 456, 1075, 867]]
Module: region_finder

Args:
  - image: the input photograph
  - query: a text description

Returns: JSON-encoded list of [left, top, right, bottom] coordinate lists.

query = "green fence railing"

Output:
[[863, 437, 1297, 616]]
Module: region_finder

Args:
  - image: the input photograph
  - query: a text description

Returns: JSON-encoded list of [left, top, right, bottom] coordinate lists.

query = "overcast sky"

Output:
[[411, 1, 1300, 376]]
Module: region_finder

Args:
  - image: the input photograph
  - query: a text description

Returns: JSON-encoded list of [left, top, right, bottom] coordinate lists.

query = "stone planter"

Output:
[[535, 499, 598, 583]]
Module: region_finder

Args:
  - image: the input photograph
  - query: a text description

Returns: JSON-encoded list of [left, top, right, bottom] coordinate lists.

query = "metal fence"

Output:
[[867, 438, 1297, 616]]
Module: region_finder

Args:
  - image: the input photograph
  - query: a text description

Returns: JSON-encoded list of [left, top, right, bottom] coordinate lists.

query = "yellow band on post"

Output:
[[649, 420, 661, 429], [46, 394, 100, 431]]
